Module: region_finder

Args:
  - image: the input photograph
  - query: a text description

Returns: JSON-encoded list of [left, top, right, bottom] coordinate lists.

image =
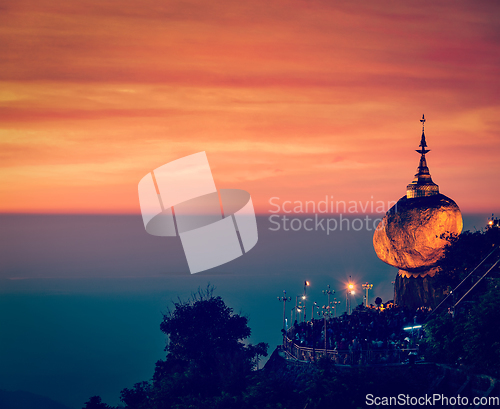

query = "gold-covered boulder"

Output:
[[373, 193, 462, 275]]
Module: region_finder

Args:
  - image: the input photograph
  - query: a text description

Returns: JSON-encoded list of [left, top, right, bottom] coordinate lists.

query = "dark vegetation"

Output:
[[84, 228, 500, 409], [424, 226, 500, 377], [85, 286, 269, 409], [435, 226, 500, 291]]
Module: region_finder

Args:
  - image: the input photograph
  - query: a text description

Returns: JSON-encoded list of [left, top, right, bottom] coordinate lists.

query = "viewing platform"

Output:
[[281, 334, 418, 365]]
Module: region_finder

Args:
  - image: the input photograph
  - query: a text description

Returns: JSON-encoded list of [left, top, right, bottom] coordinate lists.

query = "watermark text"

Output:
[[366, 394, 499, 406]]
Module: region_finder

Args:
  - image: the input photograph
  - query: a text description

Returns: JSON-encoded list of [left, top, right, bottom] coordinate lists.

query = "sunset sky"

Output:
[[1, 0, 499, 214], [1, 3, 500, 406]]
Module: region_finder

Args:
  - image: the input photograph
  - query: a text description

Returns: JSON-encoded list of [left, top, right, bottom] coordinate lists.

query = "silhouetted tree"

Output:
[[119, 286, 268, 408], [120, 382, 151, 409], [436, 227, 500, 291], [425, 284, 500, 377], [157, 287, 267, 395], [82, 396, 112, 409], [425, 227, 500, 377]]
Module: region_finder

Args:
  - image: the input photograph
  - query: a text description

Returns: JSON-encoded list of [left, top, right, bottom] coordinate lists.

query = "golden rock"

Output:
[[373, 194, 463, 274], [373, 115, 463, 308]]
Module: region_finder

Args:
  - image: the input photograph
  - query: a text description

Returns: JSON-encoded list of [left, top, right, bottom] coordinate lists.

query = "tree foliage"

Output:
[[119, 382, 151, 409], [117, 286, 268, 409], [241, 356, 438, 409], [425, 284, 500, 377], [160, 287, 253, 369], [435, 227, 500, 291], [424, 226, 500, 377], [82, 396, 112, 409]]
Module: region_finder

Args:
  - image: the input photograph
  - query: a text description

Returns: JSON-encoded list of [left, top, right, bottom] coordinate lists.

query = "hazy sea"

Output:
[[0, 213, 488, 408]]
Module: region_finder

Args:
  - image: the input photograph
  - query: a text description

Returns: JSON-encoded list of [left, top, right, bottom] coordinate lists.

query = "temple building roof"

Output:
[[406, 114, 439, 199]]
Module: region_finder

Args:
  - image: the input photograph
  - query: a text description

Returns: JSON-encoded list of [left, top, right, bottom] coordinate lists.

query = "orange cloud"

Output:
[[0, 0, 499, 214]]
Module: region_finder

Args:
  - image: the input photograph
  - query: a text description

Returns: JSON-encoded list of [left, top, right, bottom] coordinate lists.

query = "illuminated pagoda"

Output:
[[373, 115, 463, 309], [406, 115, 440, 199]]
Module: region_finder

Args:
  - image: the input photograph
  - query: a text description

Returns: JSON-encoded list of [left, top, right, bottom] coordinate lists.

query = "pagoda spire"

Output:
[[406, 114, 439, 199], [416, 114, 430, 155]]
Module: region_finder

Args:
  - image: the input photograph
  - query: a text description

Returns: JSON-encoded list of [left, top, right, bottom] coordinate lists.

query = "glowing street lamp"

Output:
[[277, 290, 291, 332], [322, 285, 335, 314], [312, 301, 320, 323], [296, 306, 302, 324], [294, 295, 302, 324], [311, 301, 320, 356], [320, 304, 332, 352], [349, 288, 355, 315], [346, 278, 355, 314], [362, 283, 373, 307], [303, 280, 310, 322], [331, 298, 341, 317]]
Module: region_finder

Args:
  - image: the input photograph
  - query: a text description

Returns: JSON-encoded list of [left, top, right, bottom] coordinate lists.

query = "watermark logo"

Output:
[[268, 196, 396, 234], [366, 393, 499, 406], [138, 152, 258, 274]]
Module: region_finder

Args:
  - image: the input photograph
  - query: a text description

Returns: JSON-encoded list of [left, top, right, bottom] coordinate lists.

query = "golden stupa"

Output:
[[373, 115, 463, 307]]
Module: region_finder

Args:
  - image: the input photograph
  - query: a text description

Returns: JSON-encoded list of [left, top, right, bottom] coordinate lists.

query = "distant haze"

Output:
[[0, 213, 489, 408]]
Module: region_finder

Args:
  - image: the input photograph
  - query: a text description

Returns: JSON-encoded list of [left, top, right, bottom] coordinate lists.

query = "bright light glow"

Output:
[[403, 325, 422, 331], [305, 281, 310, 286], [350, 290, 355, 295]]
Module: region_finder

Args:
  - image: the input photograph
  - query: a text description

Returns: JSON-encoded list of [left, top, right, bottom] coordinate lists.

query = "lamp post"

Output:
[[331, 298, 341, 317], [312, 301, 319, 359], [346, 289, 348, 315], [296, 305, 302, 324], [320, 304, 332, 353], [322, 285, 334, 316], [294, 295, 303, 323], [391, 281, 395, 305], [298, 299, 305, 323], [362, 283, 373, 307], [311, 301, 319, 324], [277, 290, 291, 332], [346, 278, 355, 315], [303, 280, 310, 322], [350, 289, 355, 314]]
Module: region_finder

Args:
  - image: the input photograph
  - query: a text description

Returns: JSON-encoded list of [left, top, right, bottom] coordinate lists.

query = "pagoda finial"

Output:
[[416, 114, 430, 154], [406, 114, 439, 198]]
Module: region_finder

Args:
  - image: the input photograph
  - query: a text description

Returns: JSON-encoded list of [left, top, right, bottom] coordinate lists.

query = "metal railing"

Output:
[[282, 336, 417, 365]]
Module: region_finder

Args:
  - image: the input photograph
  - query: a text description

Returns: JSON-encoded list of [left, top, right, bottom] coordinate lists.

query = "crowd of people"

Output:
[[285, 302, 430, 354]]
